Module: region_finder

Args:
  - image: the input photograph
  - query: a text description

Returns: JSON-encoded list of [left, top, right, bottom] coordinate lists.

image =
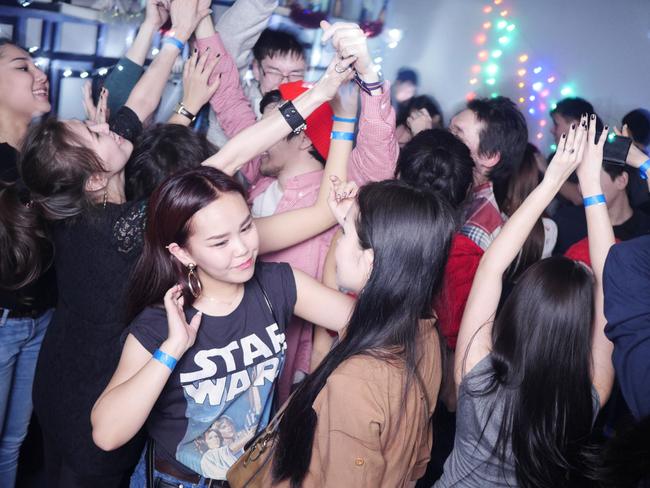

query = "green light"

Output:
[[498, 36, 510, 45], [486, 78, 496, 85], [608, 133, 616, 141], [491, 49, 503, 58], [485, 64, 499, 75], [491, 92, 498, 98], [560, 85, 574, 97], [550, 144, 558, 151], [506, 24, 516, 32], [497, 20, 508, 29], [551, 103, 557, 110]]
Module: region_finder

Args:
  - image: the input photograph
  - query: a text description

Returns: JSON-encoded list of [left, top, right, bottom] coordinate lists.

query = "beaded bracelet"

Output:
[[153, 349, 178, 371], [583, 194, 606, 207]]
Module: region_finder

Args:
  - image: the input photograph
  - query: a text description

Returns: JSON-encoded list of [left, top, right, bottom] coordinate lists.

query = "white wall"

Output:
[[383, 0, 650, 150]]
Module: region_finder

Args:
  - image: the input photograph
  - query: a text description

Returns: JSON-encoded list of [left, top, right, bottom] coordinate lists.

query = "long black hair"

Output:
[[469, 256, 596, 487], [272, 180, 456, 487]]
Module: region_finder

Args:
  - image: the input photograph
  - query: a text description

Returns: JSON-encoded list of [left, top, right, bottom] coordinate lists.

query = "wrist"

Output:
[[181, 99, 202, 115], [580, 182, 603, 196], [356, 67, 380, 83], [160, 339, 186, 359], [140, 20, 159, 34], [630, 152, 648, 169], [169, 28, 191, 44]]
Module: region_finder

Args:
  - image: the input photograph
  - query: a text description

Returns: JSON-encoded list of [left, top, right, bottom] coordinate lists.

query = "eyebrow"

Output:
[[10, 57, 29, 63], [206, 215, 252, 240]]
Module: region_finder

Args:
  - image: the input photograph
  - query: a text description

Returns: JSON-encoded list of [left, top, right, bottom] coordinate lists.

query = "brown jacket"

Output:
[[275, 323, 442, 487]]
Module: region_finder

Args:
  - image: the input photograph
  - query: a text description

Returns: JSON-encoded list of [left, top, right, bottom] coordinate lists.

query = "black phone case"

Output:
[[603, 135, 632, 166]]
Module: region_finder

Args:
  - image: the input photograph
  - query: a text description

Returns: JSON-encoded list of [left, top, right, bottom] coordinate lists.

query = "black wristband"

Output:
[[279, 100, 307, 135]]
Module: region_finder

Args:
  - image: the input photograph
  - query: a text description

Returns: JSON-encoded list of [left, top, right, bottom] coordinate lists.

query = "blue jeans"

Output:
[[0, 308, 53, 488], [130, 446, 223, 488]]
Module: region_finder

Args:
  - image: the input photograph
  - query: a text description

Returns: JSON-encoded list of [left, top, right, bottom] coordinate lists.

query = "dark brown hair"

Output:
[[126, 166, 247, 321], [19, 118, 105, 221], [501, 143, 545, 281], [0, 181, 53, 290]]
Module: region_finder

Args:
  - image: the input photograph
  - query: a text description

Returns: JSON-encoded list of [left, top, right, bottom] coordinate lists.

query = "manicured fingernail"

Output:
[[591, 114, 595, 120], [562, 133, 566, 138], [571, 123, 575, 129], [604, 126, 609, 131], [216, 53, 221, 57], [194, 47, 197, 53]]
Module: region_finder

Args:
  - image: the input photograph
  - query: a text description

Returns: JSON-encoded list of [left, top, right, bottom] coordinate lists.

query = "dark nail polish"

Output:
[[562, 133, 567, 138], [591, 114, 595, 120], [604, 126, 609, 131], [216, 53, 221, 57], [194, 47, 197, 53], [571, 123, 575, 129]]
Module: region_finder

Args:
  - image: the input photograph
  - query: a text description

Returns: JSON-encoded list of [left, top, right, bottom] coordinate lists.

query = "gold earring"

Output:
[[187, 263, 202, 298]]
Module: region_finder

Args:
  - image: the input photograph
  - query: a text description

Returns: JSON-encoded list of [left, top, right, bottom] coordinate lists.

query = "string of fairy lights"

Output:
[[467, 0, 578, 152]]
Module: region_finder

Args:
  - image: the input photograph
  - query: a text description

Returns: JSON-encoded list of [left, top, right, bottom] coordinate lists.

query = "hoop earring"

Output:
[[187, 263, 202, 298]]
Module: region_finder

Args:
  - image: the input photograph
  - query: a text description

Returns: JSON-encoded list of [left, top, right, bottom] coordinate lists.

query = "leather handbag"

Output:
[[226, 397, 290, 488]]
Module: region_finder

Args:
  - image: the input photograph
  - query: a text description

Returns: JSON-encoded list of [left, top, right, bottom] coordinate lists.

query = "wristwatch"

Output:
[[278, 100, 307, 135], [174, 102, 196, 123]]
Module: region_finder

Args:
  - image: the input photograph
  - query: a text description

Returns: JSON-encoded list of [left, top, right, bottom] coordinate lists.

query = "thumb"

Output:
[[189, 311, 202, 332]]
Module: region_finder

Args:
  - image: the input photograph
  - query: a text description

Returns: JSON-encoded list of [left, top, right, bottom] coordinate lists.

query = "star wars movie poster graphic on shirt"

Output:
[[175, 323, 286, 479]]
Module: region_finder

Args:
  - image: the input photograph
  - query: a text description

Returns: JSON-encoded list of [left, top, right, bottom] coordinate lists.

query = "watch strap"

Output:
[[175, 102, 196, 122]]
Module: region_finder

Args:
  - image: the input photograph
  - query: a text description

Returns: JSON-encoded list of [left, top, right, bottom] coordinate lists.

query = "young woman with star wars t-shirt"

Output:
[[90, 163, 357, 485]]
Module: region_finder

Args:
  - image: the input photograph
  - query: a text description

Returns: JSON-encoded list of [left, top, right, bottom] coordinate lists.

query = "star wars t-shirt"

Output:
[[128, 262, 296, 479]]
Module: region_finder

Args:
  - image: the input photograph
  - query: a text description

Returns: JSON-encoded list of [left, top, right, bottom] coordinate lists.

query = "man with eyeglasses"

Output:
[[207, 28, 306, 148]]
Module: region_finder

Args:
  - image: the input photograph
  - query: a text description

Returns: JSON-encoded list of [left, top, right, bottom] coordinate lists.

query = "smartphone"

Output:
[[602, 134, 632, 166]]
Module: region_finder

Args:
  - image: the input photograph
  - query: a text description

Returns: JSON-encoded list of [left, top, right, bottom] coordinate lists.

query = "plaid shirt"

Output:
[[460, 182, 504, 251]]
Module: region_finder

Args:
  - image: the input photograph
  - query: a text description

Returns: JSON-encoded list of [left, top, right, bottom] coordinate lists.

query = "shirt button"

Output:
[[355, 457, 364, 466]]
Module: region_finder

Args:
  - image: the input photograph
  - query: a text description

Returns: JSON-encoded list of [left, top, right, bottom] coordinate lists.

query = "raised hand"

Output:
[[82, 81, 108, 125], [329, 82, 359, 119], [407, 109, 434, 137], [576, 114, 608, 189], [320, 20, 373, 78], [144, 0, 170, 31], [312, 54, 356, 102], [543, 114, 588, 189], [181, 48, 221, 114], [327, 176, 358, 227], [163, 284, 202, 356], [169, 0, 212, 43]]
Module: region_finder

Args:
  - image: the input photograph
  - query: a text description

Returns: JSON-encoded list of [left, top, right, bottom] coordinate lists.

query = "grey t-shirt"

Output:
[[435, 355, 600, 487]]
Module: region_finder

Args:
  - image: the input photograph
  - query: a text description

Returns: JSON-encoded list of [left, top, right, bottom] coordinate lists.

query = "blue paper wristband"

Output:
[[153, 349, 178, 370], [331, 131, 355, 141], [162, 36, 185, 52], [639, 159, 650, 180], [583, 194, 606, 207], [332, 116, 357, 123]]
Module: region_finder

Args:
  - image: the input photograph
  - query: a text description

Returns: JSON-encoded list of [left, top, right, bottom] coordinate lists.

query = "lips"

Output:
[[32, 88, 48, 99], [110, 131, 124, 146], [235, 258, 253, 270]]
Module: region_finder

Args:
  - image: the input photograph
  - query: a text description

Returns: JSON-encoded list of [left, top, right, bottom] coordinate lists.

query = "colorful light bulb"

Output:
[[518, 54, 528, 62]]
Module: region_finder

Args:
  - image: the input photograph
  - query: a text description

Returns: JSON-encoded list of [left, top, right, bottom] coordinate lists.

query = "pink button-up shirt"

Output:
[[196, 33, 398, 401]]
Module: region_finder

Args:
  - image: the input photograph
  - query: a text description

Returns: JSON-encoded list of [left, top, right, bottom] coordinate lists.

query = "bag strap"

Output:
[[146, 439, 155, 488], [253, 274, 278, 325]]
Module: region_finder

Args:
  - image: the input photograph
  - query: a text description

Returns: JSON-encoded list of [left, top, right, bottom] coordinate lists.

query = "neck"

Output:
[[0, 110, 31, 149], [105, 171, 126, 204], [607, 194, 633, 226], [277, 154, 322, 189], [473, 169, 489, 187], [193, 275, 244, 315]]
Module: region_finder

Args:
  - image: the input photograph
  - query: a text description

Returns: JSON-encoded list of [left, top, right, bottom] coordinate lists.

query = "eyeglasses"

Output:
[[259, 63, 305, 84]]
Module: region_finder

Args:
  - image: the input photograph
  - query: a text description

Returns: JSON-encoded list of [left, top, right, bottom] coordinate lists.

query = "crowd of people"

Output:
[[1, 0, 649, 487]]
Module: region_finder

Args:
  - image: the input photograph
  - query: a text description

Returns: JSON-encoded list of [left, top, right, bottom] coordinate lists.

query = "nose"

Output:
[[232, 235, 249, 257]]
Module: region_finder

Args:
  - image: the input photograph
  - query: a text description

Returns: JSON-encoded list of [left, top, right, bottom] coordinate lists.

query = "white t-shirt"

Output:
[[251, 180, 284, 218]]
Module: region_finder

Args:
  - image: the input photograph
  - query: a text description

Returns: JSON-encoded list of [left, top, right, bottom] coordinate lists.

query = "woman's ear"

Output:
[[167, 242, 193, 268], [84, 173, 109, 193]]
